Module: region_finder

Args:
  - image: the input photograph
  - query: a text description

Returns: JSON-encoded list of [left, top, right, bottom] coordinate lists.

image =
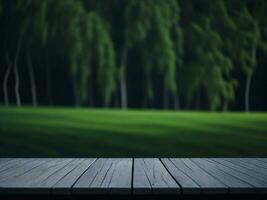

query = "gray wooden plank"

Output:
[[0, 158, 267, 195], [199, 159, 267, 193], [0, 158, 52, 194], [240, 158, 267, 169], [73, 158, 132, 194], [133, 159, 151, 194], [256, 158, 267, 164], [0, 159, 33, 176], [0, 159, 72, 194], [0, 159, 28, 173], [161, 158, 200, 194], [0, 159, 56, 185], [0, 158, 13, 165], [0, 159, 14, 167], [0, 158, 19, 166], [32, 158, 86, 192], [53, 158, 96, 194], [225, 158, 267, 176], [133, 158, 180, 195], [0, 159, 44, 181], [23, 159, 73, 187], [212, 158, 267, 184], [192, 159, 255, 194], [169, 158, 227, 194]]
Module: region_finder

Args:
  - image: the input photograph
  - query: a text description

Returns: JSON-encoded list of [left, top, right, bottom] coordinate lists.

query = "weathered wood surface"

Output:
[[133, 158, 180, 194], [0, 158, 266, 195], [73, 158, 132, 194]]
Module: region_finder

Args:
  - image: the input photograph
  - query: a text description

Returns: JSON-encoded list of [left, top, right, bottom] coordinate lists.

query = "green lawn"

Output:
[[0, 106, 267, 157]]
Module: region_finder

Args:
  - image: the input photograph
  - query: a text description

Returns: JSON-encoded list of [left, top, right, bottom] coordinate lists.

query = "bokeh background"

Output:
[[0, 0, 267, 157], [0, 0, 267, 111]]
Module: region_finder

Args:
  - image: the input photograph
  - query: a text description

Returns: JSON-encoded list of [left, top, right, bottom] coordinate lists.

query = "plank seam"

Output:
[[159, 158, 183, 195], [51, 159, 84, 188], [70, 158, 97, 193], [36, 159, 70, 195], [168, 158, 202, 189]]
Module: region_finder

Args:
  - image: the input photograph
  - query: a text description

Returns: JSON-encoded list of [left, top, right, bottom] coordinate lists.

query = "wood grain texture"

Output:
[[133, 158, 180, 194], [0, 159, 47, 181], [203, 160, 267, 192], [53, 158, 96, 194], [193, 159, 255, 193], [168, 158, 229, 194], [0, 159, 71, 194], [161, 158, 200, 194], [211, 159, 267, 185], [0, 159, 13, 166], [225, 158, 267, 176], [0, 158, 266, 195], [73, 158, 132, 194]]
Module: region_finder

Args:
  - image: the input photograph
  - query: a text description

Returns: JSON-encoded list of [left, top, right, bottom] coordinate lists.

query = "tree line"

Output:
[[0, 0, 267, 111]]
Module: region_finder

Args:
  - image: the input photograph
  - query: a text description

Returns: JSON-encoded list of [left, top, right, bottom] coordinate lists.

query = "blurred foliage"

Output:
[[0, 0, 267, 110]]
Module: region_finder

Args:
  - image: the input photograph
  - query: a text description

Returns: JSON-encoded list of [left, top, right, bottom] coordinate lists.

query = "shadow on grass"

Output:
[[1, 108, 267, 157]]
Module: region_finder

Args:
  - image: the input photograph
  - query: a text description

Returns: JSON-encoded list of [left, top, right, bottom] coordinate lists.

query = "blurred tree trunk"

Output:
[[163, 84, 169, 109], [245, 42, 257, 112], [88, 76, 94, 107], [195, 88, 200, 110], [26, 49, 38, 107], [72, 73, 80, 107], [143, 66, 152, 109], [142, 84, 148, 109], [3, 46, 12, 106], [245, 74, 252, 112], [114, 90, 119, 108], [46, 64, 53, 105], [14, 34, 23, 107], [120, 45, 128, 109], [174, 92, 180, 110]]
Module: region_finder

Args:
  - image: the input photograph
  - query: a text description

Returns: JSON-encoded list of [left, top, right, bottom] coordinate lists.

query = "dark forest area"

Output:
[[0, 0, 267, 111]]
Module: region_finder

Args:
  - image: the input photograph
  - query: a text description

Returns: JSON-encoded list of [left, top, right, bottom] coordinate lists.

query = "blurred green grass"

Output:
[[0, 106, 267, 157]]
